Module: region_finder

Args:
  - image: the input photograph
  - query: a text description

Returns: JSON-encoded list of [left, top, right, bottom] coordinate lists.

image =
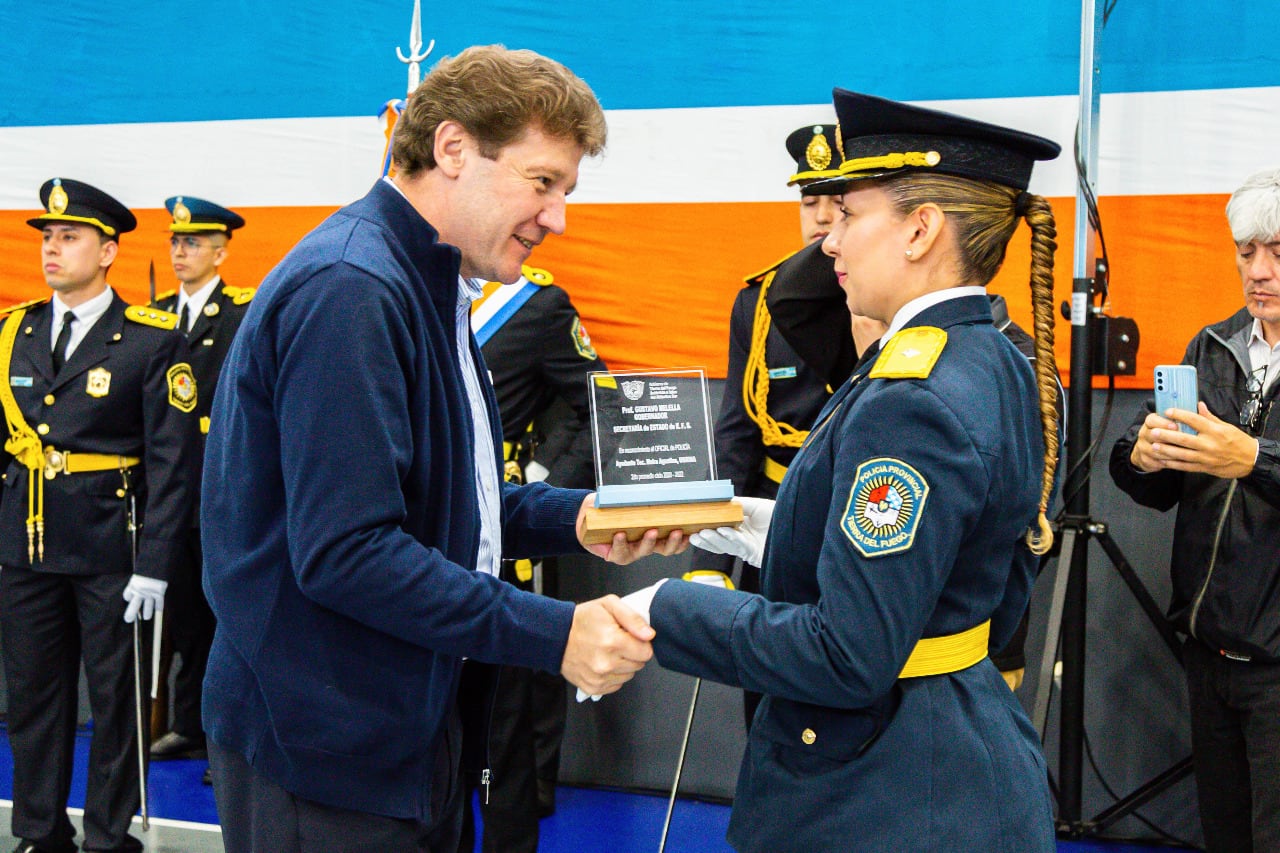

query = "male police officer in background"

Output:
[[0, 178, 199, 853], [149, 197, 251, 778], [460, 262, 607, 851]]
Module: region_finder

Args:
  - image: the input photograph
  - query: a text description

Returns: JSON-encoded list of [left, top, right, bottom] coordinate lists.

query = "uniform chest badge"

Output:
[[167, 363, 198, 412], [203, 302, 219, 317], [842, 457, 929, 557], [86, 367, 111, 398], [572, 315, 597, 360]]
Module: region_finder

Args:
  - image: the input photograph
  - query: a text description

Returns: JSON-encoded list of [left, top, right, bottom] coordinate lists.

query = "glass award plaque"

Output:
[[581, 368, 742, 545]]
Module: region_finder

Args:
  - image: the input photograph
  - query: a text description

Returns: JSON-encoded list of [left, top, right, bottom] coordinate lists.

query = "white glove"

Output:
[[688, 496, 774, 568], [523, 460, 550, 483], [577, 580, 668, 703], [122, 575, 168, 623]]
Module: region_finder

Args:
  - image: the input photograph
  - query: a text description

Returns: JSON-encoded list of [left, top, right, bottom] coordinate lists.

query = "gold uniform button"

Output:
[[801, 728, 817, 745], [43, 394, 55, 405], [116, 488, 126, 498], [36, 423, 50, 436]]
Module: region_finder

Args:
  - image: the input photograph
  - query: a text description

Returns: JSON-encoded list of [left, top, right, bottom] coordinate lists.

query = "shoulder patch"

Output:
[[0, 297, 48, 317], [571, 315, 597, 360], [166, 363, 198, 412], [223, 285, 256, 305], [153, 289, 178, 305], [742, 247, 801, 286], [521, 265, 554, 286], [869, 327, 947, 379], [126, 305, 179, 330], [841, 458, 929, 557]]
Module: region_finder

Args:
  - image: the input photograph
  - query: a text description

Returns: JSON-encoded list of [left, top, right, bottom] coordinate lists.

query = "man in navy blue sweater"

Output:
[[200, 45, 684, 852]]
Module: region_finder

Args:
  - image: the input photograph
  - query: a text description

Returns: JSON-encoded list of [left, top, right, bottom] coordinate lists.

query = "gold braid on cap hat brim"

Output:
[[838, 150, 941, 176]]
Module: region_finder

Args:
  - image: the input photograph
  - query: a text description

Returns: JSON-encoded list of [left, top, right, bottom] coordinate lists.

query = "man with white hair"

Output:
[[1111, 167, 1280, 852]]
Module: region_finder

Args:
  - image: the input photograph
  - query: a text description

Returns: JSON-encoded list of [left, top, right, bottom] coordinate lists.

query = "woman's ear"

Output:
[[904, 202, 945, 260]]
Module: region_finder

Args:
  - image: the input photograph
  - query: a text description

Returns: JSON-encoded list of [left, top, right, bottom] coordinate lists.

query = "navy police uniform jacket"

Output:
[[650, 295, 1055, 852], [157, 281, 252, 441], [200, 180, 587, 821], [716, 255, 831, 500], [158, 282, 252, 516], [0, 294, 199, 580]]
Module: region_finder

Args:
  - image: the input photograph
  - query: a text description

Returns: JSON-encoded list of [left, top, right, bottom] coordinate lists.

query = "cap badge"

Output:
[[48, 180, 69, 216], [173, 198, 191, 225], [805, 129, 833, 172]]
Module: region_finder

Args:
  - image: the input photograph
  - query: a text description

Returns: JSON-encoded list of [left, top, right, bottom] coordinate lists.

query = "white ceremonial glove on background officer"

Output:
[[122, 575, 167, 623], [524, 459, 550, 483], [577, 570, 735, 702], [688, 496, 774, 568]]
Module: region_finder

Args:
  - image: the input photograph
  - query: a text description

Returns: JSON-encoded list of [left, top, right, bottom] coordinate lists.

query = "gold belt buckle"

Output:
[[44, 447, 66, 479]]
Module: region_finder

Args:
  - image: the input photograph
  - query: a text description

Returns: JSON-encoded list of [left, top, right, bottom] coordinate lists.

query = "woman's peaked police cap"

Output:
[[806, 89, 1061, 194]]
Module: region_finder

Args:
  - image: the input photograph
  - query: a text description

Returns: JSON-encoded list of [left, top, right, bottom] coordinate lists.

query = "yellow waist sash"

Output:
[[763, 456, 788, 485], [899, 620, 990, 679]]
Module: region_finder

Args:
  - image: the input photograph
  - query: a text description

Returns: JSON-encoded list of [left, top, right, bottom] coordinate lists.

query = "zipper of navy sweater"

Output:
[[1188, 479, 1236, 639]]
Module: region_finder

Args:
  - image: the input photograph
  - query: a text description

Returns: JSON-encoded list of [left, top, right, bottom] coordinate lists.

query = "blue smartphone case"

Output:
[[1153, 364, 1199, 435]]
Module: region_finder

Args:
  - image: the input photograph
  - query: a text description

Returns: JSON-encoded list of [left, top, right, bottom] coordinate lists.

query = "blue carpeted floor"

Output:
[[0, 729, 1192, 852]]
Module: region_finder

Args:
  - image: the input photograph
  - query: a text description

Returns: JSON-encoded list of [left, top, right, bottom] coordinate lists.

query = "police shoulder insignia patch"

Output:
[[521, 264, 554, 286], [841, 457, 929, 557], [571, 315, 597, 360], [869, 326, 947, 379], [126, 305, 179, 330], [166, 363, 198, 412]]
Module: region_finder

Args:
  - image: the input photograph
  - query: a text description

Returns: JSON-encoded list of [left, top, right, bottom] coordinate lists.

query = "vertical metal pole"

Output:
[[658, 678, 701, 853], [1059, 0, 1104, 830]]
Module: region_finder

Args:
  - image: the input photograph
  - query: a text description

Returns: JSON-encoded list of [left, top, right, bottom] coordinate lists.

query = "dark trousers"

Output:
[[1184, 638, 1280, 853], [530, 669, 566, 789], [0, 566, 146, 852], [211, 741, 465, 853], [458, 665, 539, 853], [166, 535, 215, 737]]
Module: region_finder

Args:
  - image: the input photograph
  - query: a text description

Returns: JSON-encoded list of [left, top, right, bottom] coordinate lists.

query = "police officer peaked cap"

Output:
[[785, 124, 842, 189], [27, 177, 137, 239], [165, 196, 245, 235], [812, 89, 1060, 193]]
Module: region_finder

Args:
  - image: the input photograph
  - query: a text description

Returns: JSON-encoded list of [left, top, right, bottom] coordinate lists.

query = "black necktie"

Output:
[[51, 310, 75, 374], [178, 302, 191, 335]]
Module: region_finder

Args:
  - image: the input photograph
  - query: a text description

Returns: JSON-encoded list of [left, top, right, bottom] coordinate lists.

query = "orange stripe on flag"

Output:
[[0, 195, 1241, 387]]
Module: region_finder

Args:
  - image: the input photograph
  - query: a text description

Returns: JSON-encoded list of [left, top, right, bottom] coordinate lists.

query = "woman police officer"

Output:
[[631, 89, 1063, 851]]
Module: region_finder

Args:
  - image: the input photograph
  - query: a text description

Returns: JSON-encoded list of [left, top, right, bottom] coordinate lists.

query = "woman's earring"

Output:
[[904, 249, 914, 259]]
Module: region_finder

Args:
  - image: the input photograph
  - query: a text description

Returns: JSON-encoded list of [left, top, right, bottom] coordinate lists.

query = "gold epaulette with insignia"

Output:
[[0, 297, 47, 318], [521, 265, 554, 286], [870, 327, 948, 379], [222, 285, 256, 305], [742, 247, 801, 287], [126, 305, 180, 330]]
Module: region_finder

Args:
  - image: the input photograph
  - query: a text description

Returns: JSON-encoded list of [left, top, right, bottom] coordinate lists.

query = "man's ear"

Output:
[[98, 238, 118, 270], [433, 120, 470, 178]]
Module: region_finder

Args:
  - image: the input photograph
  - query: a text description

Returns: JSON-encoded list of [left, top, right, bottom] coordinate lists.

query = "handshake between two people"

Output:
[[560, 494, 774, 699]]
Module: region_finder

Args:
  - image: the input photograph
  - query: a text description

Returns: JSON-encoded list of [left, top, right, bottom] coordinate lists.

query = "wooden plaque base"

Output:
[[581, 500, 743, 545]]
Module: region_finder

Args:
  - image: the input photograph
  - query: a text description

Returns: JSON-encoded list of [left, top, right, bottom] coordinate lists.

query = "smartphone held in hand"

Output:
[[1153, 365, 1199, 435]]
